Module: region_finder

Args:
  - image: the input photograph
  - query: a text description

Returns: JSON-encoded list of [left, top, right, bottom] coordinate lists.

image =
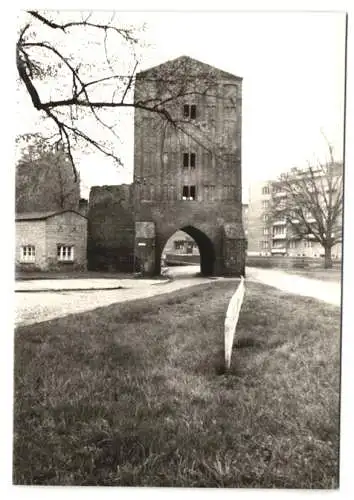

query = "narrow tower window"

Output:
[[182, 153, 196, 169], [182, 185, 196, 201], [183, 104, 197, 120]]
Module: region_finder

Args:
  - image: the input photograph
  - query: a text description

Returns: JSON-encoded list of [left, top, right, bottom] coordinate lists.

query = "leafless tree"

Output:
[[268, 141, 343, 268], [16, 11, 229, 179]]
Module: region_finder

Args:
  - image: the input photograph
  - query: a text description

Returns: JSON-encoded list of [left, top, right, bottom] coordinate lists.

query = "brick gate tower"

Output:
[[88, 56, 245, 276], [133, 56, 245, 276]]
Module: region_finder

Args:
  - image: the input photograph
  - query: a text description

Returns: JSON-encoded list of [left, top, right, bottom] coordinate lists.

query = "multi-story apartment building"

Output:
[[247, 167, 342, 259], [247, 181, 272, 256]]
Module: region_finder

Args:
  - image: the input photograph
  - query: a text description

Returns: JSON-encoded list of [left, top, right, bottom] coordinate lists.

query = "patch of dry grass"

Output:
[[13, 282, 341, 487]]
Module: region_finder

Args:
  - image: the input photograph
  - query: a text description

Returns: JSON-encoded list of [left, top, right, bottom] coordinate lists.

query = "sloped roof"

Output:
[[136, 55, 242, 81], [15, 210, 87, 221]]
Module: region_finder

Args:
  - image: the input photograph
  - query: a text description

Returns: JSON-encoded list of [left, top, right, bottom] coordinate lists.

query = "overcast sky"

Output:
[[16, 10, 346, 200]]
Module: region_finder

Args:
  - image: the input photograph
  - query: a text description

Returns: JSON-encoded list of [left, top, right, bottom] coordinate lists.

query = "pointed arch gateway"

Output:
[[180, 225, 215, 276]]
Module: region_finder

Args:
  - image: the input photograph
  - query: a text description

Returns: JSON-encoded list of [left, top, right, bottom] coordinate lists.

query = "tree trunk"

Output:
[[324, 245, 333, 269]]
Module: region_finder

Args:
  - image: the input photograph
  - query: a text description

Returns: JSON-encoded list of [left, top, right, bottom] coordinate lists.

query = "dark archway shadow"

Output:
[[181, 225, 215, 276]]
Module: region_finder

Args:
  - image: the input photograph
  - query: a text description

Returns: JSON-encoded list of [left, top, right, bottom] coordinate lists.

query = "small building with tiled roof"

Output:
[[16, 210, 87, 271]]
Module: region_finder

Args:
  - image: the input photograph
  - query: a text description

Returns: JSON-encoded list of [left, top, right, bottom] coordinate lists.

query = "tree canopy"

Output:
[[16, 133, 81, 213]]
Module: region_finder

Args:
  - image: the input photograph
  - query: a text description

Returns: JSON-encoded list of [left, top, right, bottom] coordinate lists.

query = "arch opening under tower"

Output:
[[160, 225, 215, 277]]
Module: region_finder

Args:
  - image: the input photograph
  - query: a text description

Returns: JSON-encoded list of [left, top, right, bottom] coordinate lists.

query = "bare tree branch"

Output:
[[27, 10, 139, 43], [17, 10, 238, 179], [268, 151, 343, 268]]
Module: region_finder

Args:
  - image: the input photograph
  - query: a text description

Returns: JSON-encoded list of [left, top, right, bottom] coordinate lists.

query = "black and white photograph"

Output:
[[9, 2, 351, 493]]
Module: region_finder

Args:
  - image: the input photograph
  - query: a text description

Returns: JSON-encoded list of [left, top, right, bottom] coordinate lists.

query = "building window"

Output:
[[183, 153, 196, 169], [278, 198, 287, 209], [273, 241, 285, 249], [57, 245, 74, 261], [263, 227, 269, 235], [162, 152, 169, 165], [223, 185, 236, 200], [204, 184, 216, 201], [273, 185, 283, 194], [262, 200, 269, 209], [261, 241, 269, 249], [273, 226, 285, 236], [21, 245, 35, 262], [182, 185, 196, 201], [263, 214, 269, 222], [183, 104, 197, 120], [174, 240, 185, 250], [262, 186, 270, 195]]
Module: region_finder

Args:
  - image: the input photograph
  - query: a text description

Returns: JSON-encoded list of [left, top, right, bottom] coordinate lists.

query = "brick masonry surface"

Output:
[[16, 211, 87, 271], [88, 56, 246, 276], [88, 185, 135, 272], [16, 220, 47, 270]]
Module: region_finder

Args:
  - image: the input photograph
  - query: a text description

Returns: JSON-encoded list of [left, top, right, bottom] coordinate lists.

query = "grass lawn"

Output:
[[13, 281, 341, 488]]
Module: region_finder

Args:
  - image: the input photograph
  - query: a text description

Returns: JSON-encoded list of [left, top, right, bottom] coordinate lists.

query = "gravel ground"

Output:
[[15, 278, 166, 292], [15, 276, 220, 327]]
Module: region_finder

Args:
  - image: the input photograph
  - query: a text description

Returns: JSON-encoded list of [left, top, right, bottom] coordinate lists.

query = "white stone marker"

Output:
[[224, 276, 245, 371]]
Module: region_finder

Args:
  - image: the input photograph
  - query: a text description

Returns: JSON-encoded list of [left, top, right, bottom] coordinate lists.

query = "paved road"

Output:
[[246, 267, 341, 307], [168, 265, 341, 307], [15, 264, 340, 328], [164, 265, 201, 278]]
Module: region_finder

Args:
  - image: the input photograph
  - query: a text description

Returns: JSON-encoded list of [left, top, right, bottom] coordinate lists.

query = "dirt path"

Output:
[[246, 267, 341, 306]]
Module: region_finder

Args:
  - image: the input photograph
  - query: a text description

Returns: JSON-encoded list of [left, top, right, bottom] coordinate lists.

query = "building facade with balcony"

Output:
[[247, 170, 342, 259], [247, 181, 272, 256]]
